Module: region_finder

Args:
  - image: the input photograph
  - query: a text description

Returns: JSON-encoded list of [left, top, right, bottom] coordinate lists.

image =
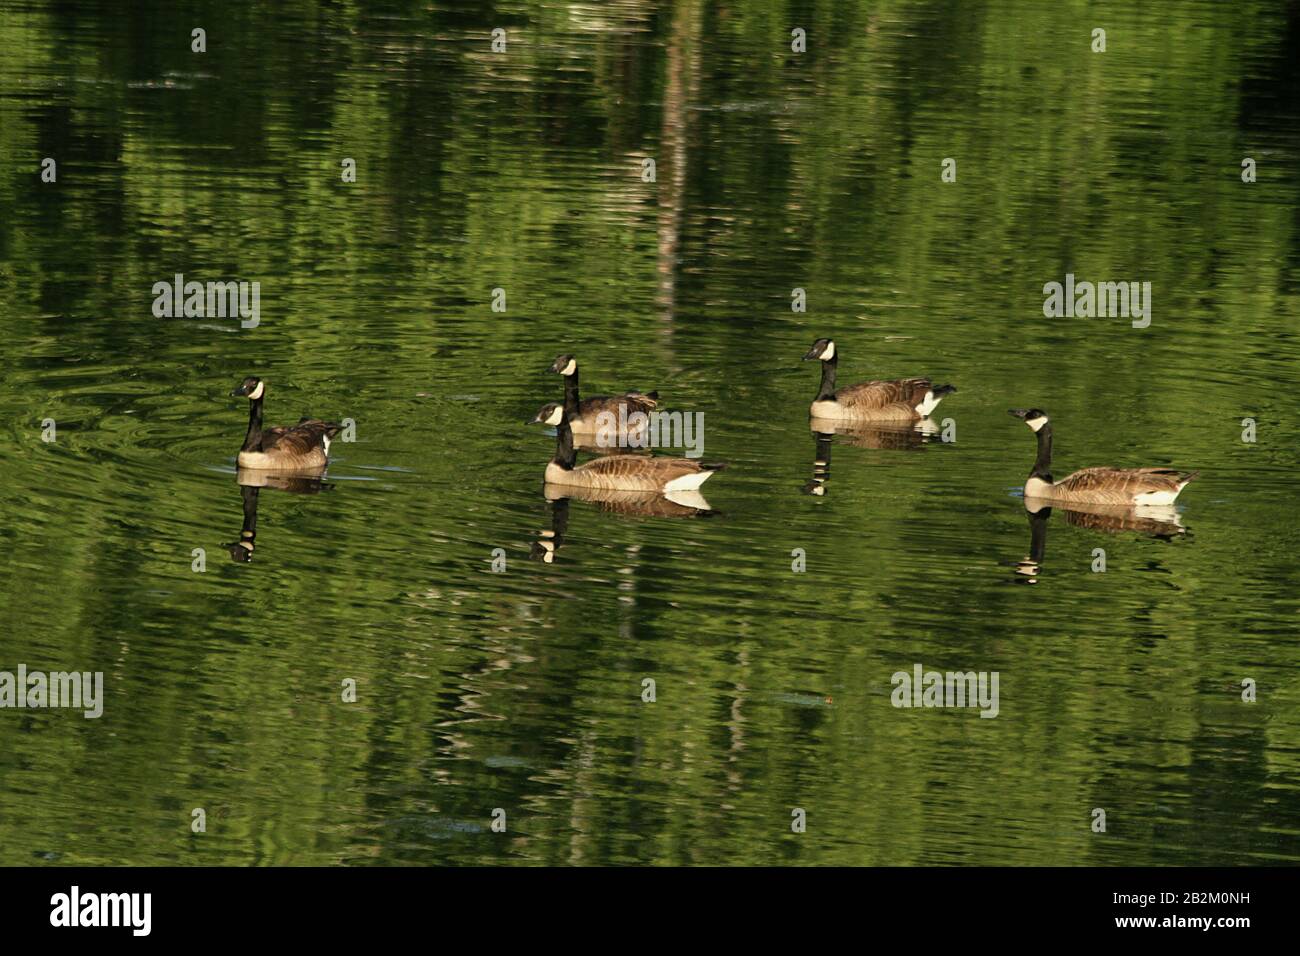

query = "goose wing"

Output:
[[263, 419, 343, 454], [833, 377, 932, 412], [578, 453, 706, 484], [1054, 467, 1197, 503]]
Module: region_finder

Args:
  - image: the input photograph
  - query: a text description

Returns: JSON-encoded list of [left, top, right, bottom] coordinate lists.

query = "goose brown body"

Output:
[[1030, 466, 1199, 506], [237, 420, 341, 470], [569, 392, 659, 435], [542, 452, 716, 492], [811, 378, 942, 421], [543, 483, 712, 516]]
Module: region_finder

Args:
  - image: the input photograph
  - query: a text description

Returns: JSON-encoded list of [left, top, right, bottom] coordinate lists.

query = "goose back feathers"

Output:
[[1036, 466, 1199, 506]]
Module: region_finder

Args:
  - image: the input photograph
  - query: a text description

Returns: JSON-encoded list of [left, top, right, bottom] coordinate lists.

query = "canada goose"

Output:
[[803, 338, 956, 421], [529, 402, 724, 493], [231, 377, 343, 470], [1009, 409, 1199, 506], [550, 353, 659, 445]]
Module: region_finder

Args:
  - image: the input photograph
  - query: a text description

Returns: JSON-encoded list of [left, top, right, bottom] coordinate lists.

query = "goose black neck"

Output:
[[562, 368, 580, 417], [242, 396, 264, 452], [1030, 424, 1053, 480], [552, 418, 576, 470], [815, 354, 838, 401]]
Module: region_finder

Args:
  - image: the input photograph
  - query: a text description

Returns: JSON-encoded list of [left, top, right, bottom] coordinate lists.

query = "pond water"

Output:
[[1, 0, 1298, 865]]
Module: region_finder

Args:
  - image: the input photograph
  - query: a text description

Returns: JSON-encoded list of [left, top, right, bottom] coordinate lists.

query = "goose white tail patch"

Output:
[[915, 390, 941, 417], [664, 470, 714, 492], [1134, 489, 1179, 505], [322, 434, 332, 456]]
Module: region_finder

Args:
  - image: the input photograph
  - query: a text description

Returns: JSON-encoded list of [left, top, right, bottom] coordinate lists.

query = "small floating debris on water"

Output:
[[383, 815, 485, 838], [768, 691, 834, 709], [484, 755, 530, 769], [127, 79, 193, 90]]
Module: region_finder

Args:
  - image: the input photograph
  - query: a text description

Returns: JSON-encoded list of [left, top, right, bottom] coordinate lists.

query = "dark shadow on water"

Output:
[[226, 466, 332, 563], [1012, 498, 1187, 584], [532, 486, 713, 563], [803, 419, 937, 496]]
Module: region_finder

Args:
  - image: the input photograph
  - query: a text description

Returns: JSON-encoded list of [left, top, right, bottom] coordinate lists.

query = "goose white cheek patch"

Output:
[[248, 381, 265, 400], [1026, 416, 1048, 432], [561, 360, 576, 376], [821, 342, 835, 361]]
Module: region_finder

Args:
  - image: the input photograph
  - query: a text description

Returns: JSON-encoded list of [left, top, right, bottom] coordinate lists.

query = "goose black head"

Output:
[[231, 376, 265, 400], [1008, 408, 1050, 432], [803, 338, 835, 361], [528, 402, 565, 427], [550, 354, 577, 376]]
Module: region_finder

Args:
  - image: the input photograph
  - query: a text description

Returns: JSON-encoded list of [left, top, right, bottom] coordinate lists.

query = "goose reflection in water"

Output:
[[531, 486, 713, 563], [803, 419, 938, 495], [226, 466, 332, 563], [1014, 497, 1186, 584]]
